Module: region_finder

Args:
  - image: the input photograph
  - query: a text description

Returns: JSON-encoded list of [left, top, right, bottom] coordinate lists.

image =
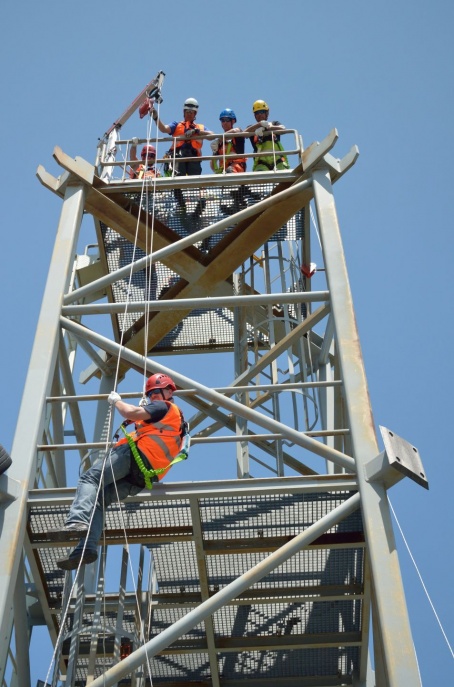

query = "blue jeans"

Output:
[[66, 443, 142, 557]]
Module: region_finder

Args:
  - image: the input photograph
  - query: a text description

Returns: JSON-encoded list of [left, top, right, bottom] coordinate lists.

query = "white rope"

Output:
[[45, 102, 163, 685], [102, 106, 160, 686], [309, 203, 322, 251], [389, 499, 454, 660], [140, 108, 160, 400], [44, 434, 117, 685]]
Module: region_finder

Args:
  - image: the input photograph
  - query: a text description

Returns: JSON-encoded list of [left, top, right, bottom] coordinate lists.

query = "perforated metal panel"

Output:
[[28, 482, 363, 686], [99, 183, 304, 352]]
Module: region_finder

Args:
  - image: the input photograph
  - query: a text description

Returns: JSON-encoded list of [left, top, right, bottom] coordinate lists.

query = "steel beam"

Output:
[[0, 183, 86, 682], [312, 167, 421, 686]]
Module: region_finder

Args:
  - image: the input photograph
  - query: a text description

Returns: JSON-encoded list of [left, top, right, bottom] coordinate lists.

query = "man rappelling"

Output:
[[50, 374, 189, 571]]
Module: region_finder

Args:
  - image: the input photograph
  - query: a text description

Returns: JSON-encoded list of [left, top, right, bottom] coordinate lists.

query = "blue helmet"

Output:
[[219, 108, 236, 122]]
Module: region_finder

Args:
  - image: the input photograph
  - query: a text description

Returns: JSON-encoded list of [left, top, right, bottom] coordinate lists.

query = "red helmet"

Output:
[[145, 373, 176, 395], [141, 144, 156, 159]]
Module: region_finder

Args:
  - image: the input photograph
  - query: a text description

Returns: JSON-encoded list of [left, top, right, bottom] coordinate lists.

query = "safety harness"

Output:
[[117, 419, 190, 490]]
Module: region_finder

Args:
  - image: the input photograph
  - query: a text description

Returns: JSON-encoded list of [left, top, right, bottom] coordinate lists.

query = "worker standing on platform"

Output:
[[151, 98, 211, 176], [244, 100, 290, 171], [210, 109, 246, 174], [51, 374, 188, 571], [129, 142, 160, 179]]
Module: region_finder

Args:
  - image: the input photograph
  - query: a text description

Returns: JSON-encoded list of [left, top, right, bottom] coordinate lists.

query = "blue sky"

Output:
[[0, 1, 453, 684]]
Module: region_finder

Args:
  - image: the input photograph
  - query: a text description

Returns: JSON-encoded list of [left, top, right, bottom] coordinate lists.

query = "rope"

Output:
[[45, 104, 164, 685], [99, 107, 162, 686], [389, 499, 454, 661], [44, 437, 117, 686], [140, 106, 160, 401]]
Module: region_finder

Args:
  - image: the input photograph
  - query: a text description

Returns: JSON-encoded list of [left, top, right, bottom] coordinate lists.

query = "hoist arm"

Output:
[[102, 70, 165, 139]]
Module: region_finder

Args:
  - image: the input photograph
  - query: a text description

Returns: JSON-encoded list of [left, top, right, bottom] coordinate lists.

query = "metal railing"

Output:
[[98, 128, 303, 183]]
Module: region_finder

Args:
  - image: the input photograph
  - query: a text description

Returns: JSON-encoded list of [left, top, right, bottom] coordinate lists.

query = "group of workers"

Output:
[[129, 98, 290, 180]]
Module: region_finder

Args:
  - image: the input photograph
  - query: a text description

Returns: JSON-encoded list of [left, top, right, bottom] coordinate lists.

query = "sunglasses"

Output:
[[255, 110, 267, 115]]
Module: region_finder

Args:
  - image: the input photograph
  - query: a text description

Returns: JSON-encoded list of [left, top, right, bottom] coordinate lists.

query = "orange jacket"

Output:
[[173, 121, 205, 154], [118, 402, 183, 481]]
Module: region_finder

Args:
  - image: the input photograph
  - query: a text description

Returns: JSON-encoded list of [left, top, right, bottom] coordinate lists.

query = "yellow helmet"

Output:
[[252, 99, 269, 113]]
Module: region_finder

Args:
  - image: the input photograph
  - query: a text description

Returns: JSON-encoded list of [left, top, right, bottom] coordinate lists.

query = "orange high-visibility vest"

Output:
[[117, 402, 183, 481], [172, 121, 205, 154]]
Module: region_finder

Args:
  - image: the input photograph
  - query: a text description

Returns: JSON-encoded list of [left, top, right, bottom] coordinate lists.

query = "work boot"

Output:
[[191, 198, 206, 218], [48, 522, 89, 541], [56, 550, 98, 571], [173, 188, 186, 210]]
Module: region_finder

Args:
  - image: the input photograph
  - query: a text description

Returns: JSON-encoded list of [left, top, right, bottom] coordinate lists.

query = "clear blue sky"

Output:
[[0, 1, 453, 684]]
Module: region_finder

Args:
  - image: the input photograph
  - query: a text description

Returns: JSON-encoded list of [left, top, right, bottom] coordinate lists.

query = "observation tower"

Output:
[[0, 73, 428, 687]]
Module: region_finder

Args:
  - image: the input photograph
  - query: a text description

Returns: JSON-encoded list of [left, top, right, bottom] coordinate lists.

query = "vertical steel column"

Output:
[[312, 167, 420, 686], [317, 313, 337, 473], [233, 273, 250, 478], [12, 554, 31, 687], [0, 182, 86, 682]]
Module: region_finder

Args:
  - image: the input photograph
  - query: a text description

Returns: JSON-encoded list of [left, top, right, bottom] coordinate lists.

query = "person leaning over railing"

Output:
[[210, 109, 247, 174], [151, 97, 212, 177], [244, 99, 290, 171]]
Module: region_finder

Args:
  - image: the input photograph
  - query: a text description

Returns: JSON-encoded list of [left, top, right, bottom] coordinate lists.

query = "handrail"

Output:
[[99, 128, 303, 181]]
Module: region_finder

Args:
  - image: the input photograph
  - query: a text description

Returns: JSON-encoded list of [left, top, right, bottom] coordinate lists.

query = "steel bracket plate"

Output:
[[365, 426, 429, 490]]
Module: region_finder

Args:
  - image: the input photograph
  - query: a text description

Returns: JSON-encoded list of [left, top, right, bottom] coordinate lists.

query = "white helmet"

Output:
[[184, 97, 199, 111]]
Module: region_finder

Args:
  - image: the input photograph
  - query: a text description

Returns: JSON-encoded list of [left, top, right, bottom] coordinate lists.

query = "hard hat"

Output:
[[252, 99, 269, 113], [183, 97, 199, 111], [141, 145, 156, 159], [145, 373, 177, 395], [219, 108, 236, 121]]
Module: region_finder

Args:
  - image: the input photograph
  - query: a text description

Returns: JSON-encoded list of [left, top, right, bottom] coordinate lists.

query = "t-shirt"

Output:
[[142, 399, 171, 423]]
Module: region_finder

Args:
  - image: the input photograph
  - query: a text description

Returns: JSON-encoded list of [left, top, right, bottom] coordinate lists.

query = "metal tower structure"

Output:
[[0, 79, 428, 687]]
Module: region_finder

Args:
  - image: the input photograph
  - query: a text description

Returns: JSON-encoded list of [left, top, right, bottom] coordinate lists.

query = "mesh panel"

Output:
[[99, 182, 303, 352]]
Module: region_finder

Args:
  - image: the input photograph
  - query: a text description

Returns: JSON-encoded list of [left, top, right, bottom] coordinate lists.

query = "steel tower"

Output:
[[0, 79, 428, 686]]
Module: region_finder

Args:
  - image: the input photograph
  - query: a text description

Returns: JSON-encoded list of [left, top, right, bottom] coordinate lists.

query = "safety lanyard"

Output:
[[120, 424, 190, 490]]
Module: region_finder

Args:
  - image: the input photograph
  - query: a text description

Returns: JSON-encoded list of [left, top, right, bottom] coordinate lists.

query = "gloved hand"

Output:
[[255, 127, 265, 137], [131, 137, 139, 146], [108, 391, 121, 405], [185, 128, 198, 138], [210, 139, 219, 153], [260, 120, 271, 129]]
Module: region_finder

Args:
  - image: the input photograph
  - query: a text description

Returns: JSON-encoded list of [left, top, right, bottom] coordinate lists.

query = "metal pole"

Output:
[[0, 183, 86, 682], [88, 491, 360, 687], [312, 167, 421, 686], [62, 290, 330, 316]]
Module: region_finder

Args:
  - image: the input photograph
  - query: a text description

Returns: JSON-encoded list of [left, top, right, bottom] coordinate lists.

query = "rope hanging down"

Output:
[[45, 74, 183, 687]]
